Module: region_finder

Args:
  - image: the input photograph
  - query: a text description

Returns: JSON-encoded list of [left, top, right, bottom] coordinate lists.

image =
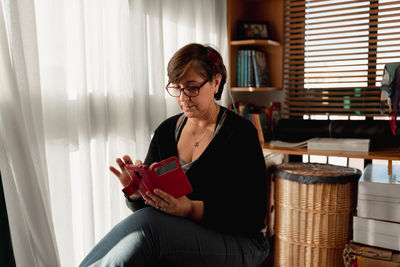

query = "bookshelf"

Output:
[[227, 0, 283, 93]]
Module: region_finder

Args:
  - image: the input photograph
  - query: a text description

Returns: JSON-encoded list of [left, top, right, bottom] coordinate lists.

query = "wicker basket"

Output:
[[273, 163, 361, 267]]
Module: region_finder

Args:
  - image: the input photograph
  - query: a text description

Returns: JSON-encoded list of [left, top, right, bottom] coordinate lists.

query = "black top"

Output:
[[126, 106, 268, 237]]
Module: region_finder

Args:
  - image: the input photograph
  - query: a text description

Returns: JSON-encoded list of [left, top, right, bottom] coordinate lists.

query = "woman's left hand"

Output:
[[144, 189, 192, 218]]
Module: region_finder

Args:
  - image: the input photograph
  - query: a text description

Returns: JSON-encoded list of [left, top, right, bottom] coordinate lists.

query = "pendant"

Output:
[[194, 142, 199, 147]]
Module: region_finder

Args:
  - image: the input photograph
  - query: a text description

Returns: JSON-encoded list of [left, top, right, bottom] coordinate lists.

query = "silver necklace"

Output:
[[193, 129, 208, 147], [191, 105, 219, 148]]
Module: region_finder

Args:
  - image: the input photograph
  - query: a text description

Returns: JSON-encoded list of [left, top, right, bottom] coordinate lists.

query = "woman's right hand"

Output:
[[109, 155, 143, 200]]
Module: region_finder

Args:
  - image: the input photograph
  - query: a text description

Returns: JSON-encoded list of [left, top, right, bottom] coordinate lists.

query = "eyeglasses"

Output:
[[166, 80, 208, 97]]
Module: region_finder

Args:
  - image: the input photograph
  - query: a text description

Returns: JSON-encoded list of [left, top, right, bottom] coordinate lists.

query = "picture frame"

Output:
[[238, 21, 269, 40]]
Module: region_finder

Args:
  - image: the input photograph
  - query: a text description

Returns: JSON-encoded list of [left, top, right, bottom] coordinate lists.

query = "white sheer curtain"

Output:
[[0, 0, 227, 266], [0, 0, 61, 266]]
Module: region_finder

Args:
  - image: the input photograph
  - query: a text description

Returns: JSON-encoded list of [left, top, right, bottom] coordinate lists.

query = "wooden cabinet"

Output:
[[227, 0, 283, 93]]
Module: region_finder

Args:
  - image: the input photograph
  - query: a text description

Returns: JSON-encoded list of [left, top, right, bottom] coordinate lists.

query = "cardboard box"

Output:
[[355, 255, 400, 267]]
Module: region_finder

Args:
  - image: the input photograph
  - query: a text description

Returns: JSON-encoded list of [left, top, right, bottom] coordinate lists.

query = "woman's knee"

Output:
[[119, 207, 182, 251], [129, 207, 188, 245], [127, 207, 173, 236], [79, 207, 166, 267]]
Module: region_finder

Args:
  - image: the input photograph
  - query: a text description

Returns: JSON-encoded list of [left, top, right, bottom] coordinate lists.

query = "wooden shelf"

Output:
[[262, 142, 400, 174], [230, 39, 281, 47], [230, 87, 282, 92], [262, 143, 400, 160]]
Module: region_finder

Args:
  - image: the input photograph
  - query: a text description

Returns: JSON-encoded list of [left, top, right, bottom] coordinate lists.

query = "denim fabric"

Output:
[[79, 207, 269, 267]]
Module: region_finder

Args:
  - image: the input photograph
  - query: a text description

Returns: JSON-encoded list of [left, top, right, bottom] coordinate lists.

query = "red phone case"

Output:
[[123, 157, 192, 198]]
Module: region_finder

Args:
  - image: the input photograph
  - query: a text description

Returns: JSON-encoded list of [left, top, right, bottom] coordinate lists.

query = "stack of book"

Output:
[[239, 103, 270, 144], [307, 137, 370, 152], [237, 49, 270, 88], [348, 164, 400, 266], [270, 137, 371, 153], [230, 103, 280, 144]]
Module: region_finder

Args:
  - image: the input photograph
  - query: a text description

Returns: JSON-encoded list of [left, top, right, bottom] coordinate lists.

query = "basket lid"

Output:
[[273, 163, 361, 184]]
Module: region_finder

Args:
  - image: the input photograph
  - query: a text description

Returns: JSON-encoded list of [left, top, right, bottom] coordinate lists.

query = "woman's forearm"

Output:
[[189, 200, 204, 221]]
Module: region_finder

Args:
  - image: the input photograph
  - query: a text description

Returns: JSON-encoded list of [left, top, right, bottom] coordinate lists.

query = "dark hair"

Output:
[[167, 43, 227, 100]]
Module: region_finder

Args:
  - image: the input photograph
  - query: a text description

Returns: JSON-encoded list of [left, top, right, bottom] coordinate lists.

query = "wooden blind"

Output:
[[283, 0, 400, 118]]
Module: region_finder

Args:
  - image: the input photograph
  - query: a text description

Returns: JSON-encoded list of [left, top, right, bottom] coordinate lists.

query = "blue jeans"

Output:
[[79, 207, 269, 267]]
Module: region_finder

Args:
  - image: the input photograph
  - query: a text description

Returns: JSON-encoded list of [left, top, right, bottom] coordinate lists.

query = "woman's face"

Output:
[[172, 67, 221, 119]]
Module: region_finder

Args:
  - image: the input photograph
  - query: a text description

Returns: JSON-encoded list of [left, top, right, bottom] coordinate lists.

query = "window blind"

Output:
[[283, 0, 400, 118]]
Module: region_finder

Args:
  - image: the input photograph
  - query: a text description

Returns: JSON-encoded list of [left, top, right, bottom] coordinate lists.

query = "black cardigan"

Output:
[[127, 106, 268, 238]]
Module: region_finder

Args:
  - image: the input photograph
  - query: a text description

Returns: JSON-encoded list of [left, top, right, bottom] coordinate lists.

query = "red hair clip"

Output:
[[207, 50, 220, 69]]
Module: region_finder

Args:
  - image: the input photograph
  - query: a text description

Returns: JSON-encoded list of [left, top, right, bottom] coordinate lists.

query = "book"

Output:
[[307, 137, 370, 152], [358, 164, 400, 198], [237, 50, 242, 87], [244, 50, 248, 87], [269, 140, 308, 148], [123, 156, 193, 198], [252, 50, 260, 87], [353, 216, 400, 251], [242, 50, 245, 87], [239, 50, 245, 87], [357, 199, 400, 224], [250, 114, 265, 143], [357, 164, 400, 223], [240, 104, 271, 143], [255, 50, 270, 87], [248, 50, 255, 87]]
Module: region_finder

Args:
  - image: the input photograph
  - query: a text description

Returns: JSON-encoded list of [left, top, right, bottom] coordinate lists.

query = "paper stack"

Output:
[[307, 137, 370, 152], [357, 164, 400, 223], [353, 164, 400, 251], [270, 137, 371, 152]]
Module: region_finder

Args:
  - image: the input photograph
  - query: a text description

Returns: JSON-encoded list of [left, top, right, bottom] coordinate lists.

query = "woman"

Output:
[[80, 43, 269, 267]]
